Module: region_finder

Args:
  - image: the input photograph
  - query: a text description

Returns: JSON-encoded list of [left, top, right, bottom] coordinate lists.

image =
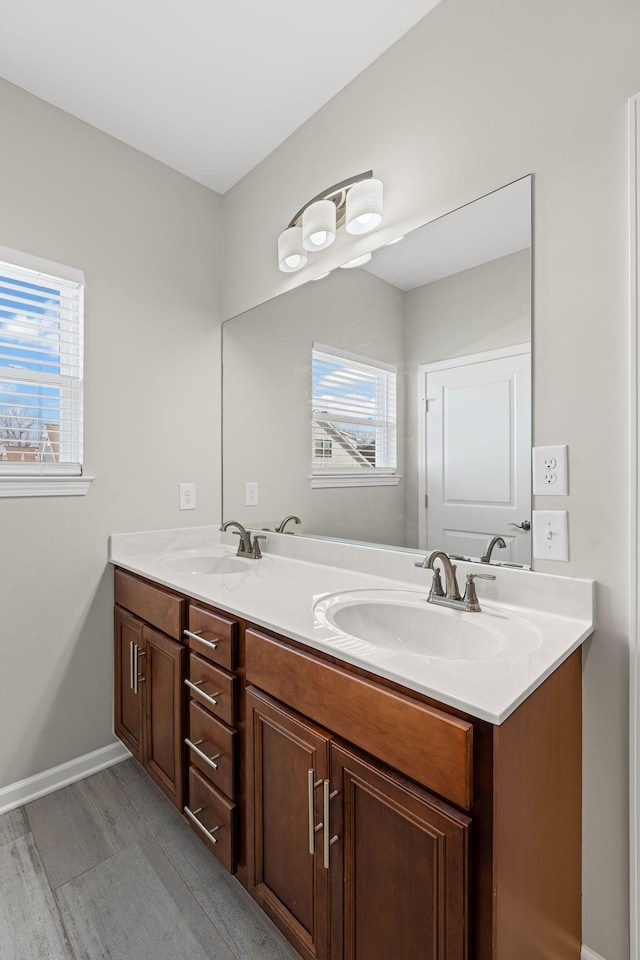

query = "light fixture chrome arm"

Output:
[[286, 171, 374, 230]]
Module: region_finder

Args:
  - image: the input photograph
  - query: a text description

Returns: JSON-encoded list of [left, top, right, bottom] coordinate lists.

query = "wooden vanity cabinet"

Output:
[[113, 567, 582, 960], [245, 643, 472, 960], [113, 570, 186, 810], [244, 626, 582, 960]]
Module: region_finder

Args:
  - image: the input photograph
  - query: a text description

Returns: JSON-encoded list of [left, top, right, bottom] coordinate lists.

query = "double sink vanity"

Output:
[[110, 524, 593, 960]]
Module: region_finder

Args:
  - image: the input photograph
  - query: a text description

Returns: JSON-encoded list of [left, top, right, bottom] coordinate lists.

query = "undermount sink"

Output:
[[163, 553, 250, 575], [313, 589, 541, 661]]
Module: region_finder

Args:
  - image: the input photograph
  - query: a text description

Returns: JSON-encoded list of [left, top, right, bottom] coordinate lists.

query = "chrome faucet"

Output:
[[415, 550, 495, 612], [220, 520, 266, 559], [481, 535, 506, 563], [416, 550, 462, 601], [275, 515, 301, 534]]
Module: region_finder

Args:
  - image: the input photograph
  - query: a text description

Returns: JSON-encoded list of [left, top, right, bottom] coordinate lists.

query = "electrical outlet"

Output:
[[532, 445, 568, 495], [245, 481, 259, 506], [179, 482, 196, 510]]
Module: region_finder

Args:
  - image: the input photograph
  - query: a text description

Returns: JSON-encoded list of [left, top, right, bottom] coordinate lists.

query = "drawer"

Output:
[[185, 766, 236, 874], [187, 700, 236, 798], [186, 653, 236, 726], [114, 569, 184, 641], [245, 629, 473, 810], [187, 604, 238, 670]]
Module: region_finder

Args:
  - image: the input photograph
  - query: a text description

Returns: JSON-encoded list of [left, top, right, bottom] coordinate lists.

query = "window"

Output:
[[0, 246, 89, 496], [311, 342, 399, 488]]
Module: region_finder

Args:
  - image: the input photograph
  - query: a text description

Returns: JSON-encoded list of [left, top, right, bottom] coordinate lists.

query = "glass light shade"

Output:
[[345, 178, 383, 235], [302, 200, 337, 251], [339, 252, 372, 269], [278, 226, 308, 273]]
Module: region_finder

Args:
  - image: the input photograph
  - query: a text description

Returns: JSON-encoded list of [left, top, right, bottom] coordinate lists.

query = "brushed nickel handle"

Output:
[[183, 628, 218, 650], [183, 805, 219, 845], [133, 643, 139, 694], [307, 769, 323, 855], [185, 737, 221, 772], [129, 640, 135, 691], [323, 779, 339, 869], [184, 679, 220, 708]]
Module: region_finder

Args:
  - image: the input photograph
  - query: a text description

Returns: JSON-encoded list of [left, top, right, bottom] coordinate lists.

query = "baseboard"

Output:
[[0, 741, 131, 815], [582, 946, 607, 960]]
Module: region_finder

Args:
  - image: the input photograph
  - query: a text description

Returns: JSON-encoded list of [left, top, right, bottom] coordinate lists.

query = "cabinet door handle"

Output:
[[307, 769, 323, 855], [184, 679, 220, 708], [183, 805, 220, 845], [133, 645, 146, 694], [323, 779, 339, 869], [129, 640, 135, 691], [185, 737, 221, 772], [183, 629, 218, 651], [133, 643, 138, 694]]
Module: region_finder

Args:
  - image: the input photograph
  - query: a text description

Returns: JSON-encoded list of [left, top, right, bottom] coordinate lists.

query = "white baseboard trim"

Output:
[[582, 946, 607, 960], [0, 741, 131, 815]]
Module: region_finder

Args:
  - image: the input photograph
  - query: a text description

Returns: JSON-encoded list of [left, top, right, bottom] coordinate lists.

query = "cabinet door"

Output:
[[329, 742, 470, 960], [144, 626, 186, 810], [114, 607, 144, 763], [246, 687, 331, 960]]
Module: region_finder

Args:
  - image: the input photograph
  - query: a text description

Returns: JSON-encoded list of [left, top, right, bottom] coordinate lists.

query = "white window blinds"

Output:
[[312, 342, 397, 477], [0, 251, 84, 476]]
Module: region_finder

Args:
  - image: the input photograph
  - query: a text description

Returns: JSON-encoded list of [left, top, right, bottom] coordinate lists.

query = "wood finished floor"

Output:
[[0, 759, 301, 960]]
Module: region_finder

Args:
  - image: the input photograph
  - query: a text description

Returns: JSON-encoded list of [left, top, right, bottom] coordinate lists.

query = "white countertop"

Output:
[[109, 525, 594, 725]]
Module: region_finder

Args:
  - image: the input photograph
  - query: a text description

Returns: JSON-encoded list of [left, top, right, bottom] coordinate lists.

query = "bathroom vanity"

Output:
[[110, 527, 593, 960]]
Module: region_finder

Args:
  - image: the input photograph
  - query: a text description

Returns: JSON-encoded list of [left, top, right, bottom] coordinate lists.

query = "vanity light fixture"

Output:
[[278, 171, 383, 273]]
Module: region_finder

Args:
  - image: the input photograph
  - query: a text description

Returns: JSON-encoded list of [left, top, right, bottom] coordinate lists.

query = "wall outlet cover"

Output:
[[245, 481, 259, 506], [532, 444, 568, 495], [179, 482, 197, 510]]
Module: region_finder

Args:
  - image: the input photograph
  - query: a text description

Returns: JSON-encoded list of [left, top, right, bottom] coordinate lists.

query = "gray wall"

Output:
[[0, 79, 222, 788], [221, 2, 640, 957]]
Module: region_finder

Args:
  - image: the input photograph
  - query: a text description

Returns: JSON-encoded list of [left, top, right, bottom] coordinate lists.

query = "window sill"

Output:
[[310, 474, 402, 489], [0, 475, 95, 498]]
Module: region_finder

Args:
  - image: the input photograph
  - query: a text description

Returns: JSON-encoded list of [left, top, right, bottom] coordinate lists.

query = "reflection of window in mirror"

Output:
[[311, 342, 397, 486]]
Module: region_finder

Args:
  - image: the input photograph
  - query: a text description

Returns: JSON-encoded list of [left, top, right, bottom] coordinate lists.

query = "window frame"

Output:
[[0, 245, 92, 498], [310, 341, 401, 489]]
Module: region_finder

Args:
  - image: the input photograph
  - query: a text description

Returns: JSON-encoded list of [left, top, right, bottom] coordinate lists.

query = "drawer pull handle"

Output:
[[184, 628, 219, 650], [184, 679, 220, 707], [185, 737, 221, 772], [129, 640, 135, 691], [307, 769, 323, 855], [184, 805, 219, 845], [323, 779, 339, 870]]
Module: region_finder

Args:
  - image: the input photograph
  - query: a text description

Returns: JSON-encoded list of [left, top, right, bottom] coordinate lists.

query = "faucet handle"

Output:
[[428, 567, 445, 600], [462, 571, 496, 612], [250, 534, 266, 559]]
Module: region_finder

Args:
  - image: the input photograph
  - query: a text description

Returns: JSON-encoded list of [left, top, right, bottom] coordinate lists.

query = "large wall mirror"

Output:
[[222, 176, 532, 566]]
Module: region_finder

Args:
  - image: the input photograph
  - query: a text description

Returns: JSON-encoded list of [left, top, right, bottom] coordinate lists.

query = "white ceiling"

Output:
[[365, 177, 532, 290], [0, 0, 442, 194]]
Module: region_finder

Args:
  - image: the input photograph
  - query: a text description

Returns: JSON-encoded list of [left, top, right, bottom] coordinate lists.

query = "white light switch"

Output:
[[532, 510, 569, 561], [532, 444, 568, 495], [245, 481, 259, 506]]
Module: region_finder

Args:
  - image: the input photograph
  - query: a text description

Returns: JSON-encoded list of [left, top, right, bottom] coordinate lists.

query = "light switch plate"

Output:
[[532, 444, 568, 495], [532, 510, 569, 561]]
